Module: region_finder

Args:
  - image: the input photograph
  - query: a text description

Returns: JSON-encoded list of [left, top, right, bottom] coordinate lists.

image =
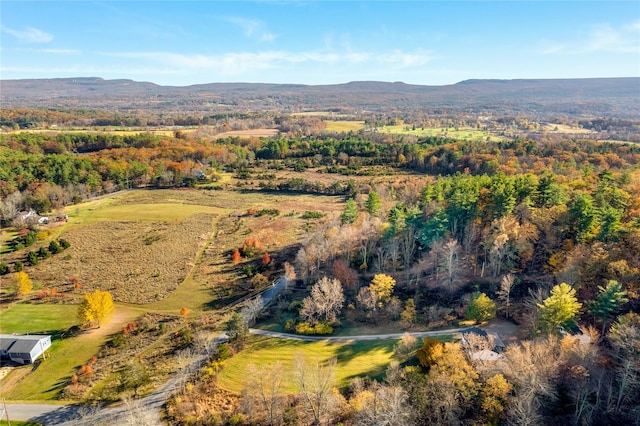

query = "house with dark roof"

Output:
[[461, 327, 506, 364], [0, 334, 51, 364]]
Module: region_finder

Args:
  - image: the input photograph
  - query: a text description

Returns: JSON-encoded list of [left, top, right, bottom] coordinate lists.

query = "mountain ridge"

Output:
[[2, 77, 639, 118]]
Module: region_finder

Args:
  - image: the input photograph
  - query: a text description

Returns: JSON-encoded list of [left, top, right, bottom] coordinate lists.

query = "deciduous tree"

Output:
[[370, 274, 395, 303], [77, 290, 115, 328], [300, 277, 344, 324], [14, 271, 33, 297]]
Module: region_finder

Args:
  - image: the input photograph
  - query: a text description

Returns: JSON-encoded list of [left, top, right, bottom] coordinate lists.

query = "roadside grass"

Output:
[[217, 335, 398, 394], [0, 421, 42, 426], [381, 125, 505, 141], [324, 121, 365, 132], [0, 303, 138, 401]]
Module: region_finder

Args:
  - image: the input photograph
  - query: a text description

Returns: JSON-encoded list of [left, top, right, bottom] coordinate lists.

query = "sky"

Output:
[[1, 1, 639, 86]]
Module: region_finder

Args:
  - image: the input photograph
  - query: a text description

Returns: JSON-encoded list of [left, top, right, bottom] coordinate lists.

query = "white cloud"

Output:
[[540, 20, 640, 55], [101, 48, 433, 75], [224, 16, 278, 42], [1, 25, 53, 43], [41, 49, 81, 54]]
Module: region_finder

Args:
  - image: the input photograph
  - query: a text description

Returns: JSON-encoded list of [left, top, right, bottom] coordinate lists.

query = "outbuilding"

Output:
[[0, 334, 52, 364]]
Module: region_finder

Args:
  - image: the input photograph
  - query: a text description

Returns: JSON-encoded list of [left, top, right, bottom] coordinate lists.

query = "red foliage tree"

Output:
[[232, 248, 242, 264]]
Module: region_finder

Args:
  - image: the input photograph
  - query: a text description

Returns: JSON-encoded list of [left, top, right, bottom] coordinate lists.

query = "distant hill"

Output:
[[2, 77, 639, 118]]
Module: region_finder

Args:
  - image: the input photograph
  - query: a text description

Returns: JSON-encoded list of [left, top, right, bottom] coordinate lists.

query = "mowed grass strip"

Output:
[[217, 335, 396, 394], [0, 303, 138, 401]]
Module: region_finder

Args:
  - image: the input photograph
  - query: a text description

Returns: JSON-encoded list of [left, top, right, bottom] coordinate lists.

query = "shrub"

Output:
[[59, 238, 71, 249], [37, 246, 51, 259], [13, 261, 23, 272], [284, 318, 297, 331], [27, 251, 39, 266], [49, 240, 63, 254], [0, 262, 9, 275], [302, 211, 326, 219], [295, 321, 333, 335]]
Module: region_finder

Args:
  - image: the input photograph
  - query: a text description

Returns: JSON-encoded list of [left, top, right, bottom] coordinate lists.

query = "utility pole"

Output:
[[1, 398, 10, 426]]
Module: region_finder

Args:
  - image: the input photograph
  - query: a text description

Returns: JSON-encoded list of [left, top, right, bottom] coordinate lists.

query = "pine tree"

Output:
[[538, 283, 582, 332], [340, 198, 358, 224], [365, 191, 381, 215], [590, 280, 628, 334]]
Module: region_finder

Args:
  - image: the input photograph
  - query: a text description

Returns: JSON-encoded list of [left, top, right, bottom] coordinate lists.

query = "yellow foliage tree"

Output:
[[370, 274, 396, 302], [78, 290, 115, 328], [14, 271, 33, 297]]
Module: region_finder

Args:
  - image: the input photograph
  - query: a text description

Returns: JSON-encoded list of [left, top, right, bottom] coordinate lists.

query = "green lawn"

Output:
[[0, 303, 138, 401], [218, 335, 397, 394], [0, 421, 43, 426], [0, 304, 78, 335]]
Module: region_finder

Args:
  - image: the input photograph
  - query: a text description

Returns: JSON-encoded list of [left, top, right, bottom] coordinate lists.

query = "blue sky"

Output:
[[1, 1, 639, 86]]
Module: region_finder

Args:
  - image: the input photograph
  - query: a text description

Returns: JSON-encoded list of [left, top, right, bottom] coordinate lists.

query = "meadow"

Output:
[[380, 124, 505, 141]]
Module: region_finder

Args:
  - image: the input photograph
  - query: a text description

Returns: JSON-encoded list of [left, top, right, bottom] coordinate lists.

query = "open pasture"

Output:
[[381, 124, 505, 141], [323, 120, 365, 132]]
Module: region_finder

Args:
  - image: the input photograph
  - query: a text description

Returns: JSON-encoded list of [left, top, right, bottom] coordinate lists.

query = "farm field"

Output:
[[380, 124, 506, 141], [323, 120, 365, 132], [2, 188, 346, 306]]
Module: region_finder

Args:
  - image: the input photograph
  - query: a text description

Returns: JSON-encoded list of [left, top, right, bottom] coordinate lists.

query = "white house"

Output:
[[0, 334, 52, 364]]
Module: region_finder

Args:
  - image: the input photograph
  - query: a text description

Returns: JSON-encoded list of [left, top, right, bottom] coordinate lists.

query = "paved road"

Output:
[[249, 326, 469, 342]]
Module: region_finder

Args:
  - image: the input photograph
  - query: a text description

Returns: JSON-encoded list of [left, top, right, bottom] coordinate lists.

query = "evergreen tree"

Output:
[[538, 283, 582, 332], [365, 191, 381, 215], [590, 280, 628, 334], [340, 198, 358, 224]]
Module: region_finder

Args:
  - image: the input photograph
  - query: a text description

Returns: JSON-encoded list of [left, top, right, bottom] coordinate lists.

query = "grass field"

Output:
[[217, 335, 397, 394], [0, 304, 78, 334], [324, 120, 365, 132], [68, 202, 227, 225], [381, 125, 505, 141]]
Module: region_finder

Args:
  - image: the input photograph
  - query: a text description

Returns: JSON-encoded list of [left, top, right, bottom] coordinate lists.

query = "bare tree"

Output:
[[300, 277, 345, 324], [122, 395, 161, 426], [497, 273, 517, 319], [356, 286, 379, 320], [245, 362, 286, 426], [352, 383, 414, 426], [242, 295, 264, 326], [439, 239, 461, 290], [293, 353, 338, 426]]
